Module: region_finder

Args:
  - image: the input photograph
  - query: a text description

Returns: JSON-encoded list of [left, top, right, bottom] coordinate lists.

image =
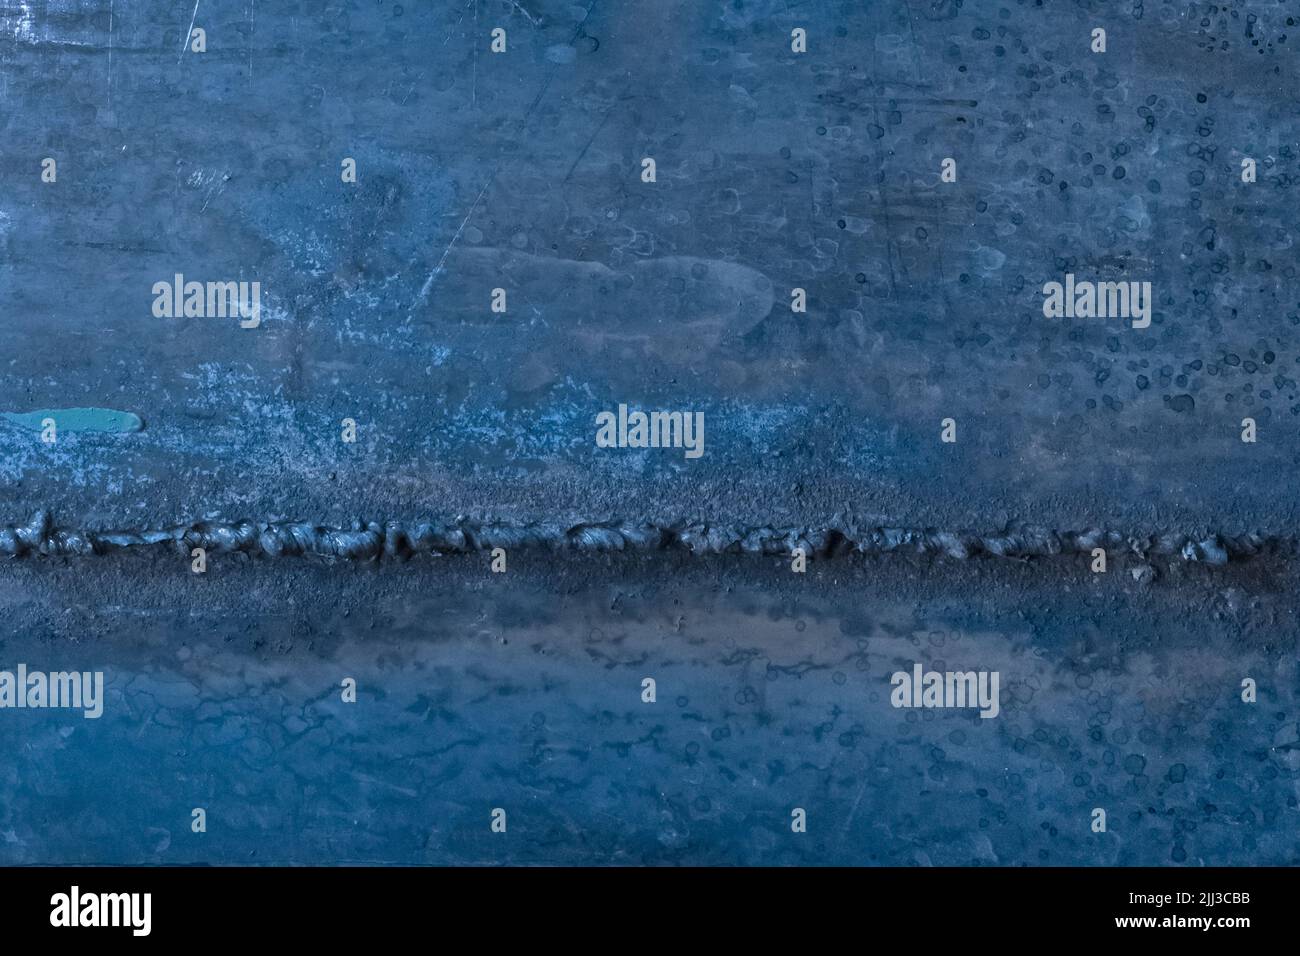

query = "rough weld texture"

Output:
[[0, 511, 1280, 565]]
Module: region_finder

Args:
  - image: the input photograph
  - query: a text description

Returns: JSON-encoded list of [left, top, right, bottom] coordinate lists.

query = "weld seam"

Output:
[[0, 512, 1285, 565]]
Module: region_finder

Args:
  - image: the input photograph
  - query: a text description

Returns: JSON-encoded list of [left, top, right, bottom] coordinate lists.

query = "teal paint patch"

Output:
[[1, 408, 143, 433]]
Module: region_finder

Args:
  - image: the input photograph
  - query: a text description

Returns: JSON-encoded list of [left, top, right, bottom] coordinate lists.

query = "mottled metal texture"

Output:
[[1, 557, 1297, 865], [2, 0, 1298, 530], [1, 0, 1298, 865]]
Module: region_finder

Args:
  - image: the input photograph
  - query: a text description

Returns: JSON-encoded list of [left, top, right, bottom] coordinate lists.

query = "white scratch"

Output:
[[413, 177, 493, 311], [442, 0, 475, 46], [509, 1, 541, 26], [179, 0, 199, 64]]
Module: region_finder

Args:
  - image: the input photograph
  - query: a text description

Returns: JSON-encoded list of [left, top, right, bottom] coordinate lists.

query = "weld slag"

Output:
[[0, 512, 1281, 564]]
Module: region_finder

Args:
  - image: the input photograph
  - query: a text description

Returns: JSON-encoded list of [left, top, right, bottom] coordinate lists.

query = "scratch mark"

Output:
[[900, 0, 925, 83], [442, 0, 475, 46], [518, 0, 598, 129], [179, 0, 200, 64], [573, 0, 599, 44], [412, 174, 495, 312], [509, 0, 541, 26], [409, 0, 597, 316], [843, 778, 869, 833], [200, 175, 227, 213], [564, 109, 612, 182]]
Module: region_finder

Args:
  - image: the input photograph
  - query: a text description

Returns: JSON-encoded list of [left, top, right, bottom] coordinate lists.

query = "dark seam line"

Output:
[[0, 512, 1277, 564]]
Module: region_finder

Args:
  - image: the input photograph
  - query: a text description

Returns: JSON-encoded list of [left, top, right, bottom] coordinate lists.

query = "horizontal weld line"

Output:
[[0, 512, 1286, 564]]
